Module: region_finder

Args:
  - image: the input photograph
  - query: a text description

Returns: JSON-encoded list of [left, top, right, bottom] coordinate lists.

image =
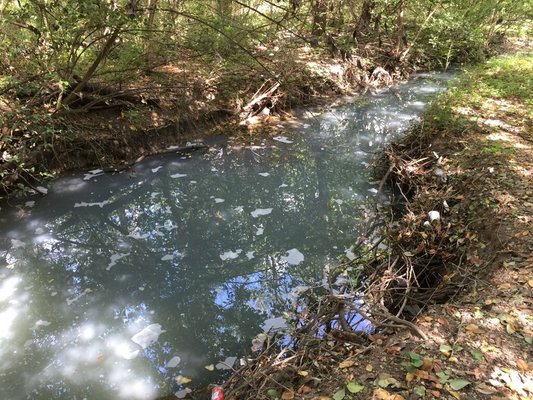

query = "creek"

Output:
[[0, 71, 455, 399]]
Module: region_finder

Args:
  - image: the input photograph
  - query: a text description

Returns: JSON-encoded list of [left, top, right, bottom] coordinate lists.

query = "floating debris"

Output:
[[282, 248, 304, 266], [272, 136, 293, 144], [131, 324, 166, 349], [220, 249, 242, 261], [251, 208, 273, 218]]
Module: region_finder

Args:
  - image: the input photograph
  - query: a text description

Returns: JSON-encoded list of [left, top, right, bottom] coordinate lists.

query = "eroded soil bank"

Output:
[[217, 51, 532, 400]]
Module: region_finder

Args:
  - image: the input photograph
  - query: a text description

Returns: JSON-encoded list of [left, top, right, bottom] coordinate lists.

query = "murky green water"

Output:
[[0, 72, 454, 399]]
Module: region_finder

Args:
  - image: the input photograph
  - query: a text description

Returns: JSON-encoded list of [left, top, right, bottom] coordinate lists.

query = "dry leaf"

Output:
[[339, 360, 356, 369], [281, 390, 295, 399], [372, 388, 405, 400], [175, 375, 192, 385], [297, 385, 313, 394], [406, 372, 416, 383], [415, 369, 430, 380], [466, 324, 481, 334], [204, 364, 215, 371], [366, 364, 374, 372], [422, 358, 434, 371]]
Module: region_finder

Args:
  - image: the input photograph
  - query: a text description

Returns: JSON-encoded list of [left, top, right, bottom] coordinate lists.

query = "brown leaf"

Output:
[[429, 390, 441, 397], [281, 390, 295, 399], [372, 388, 405, 400], [339, 360, 356, 369], [366, 364, 374, 372], [422, 358, 434, 371], [466, 324, 482, 334], [415, 369, 429, 380], [405, 372, 416, 383], [297, 385, 312, 394]]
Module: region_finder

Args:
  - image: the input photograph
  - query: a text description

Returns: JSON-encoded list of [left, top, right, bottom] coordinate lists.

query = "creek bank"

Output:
[[1, 36, 452, 199], [217, 51, 533, 400]]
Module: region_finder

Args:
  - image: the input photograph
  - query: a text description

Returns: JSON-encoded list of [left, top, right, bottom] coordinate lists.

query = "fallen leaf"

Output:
[[298, 370, 309, 377], [366, 364, 374, 372], [346, 381, 364, 394], [439, 344, 453, 356], [372, 388, 404, 400], [281, 390, 295, 399], [405, 372, 416, 383], [332, 388, 345, 400], [528, 279, 533, 288], [449, 378, 471, 390], [422, 358, 434, 371], [297, 385, 312, 394], [415, 369, 429, 380], [414, 385, 426, 396], [204, 364, 215, 371], [466, 324, 481, 334], [470, 349, 484, 362], [429, 389, 441, 397], [447, 389, 461, 400], [376, 373, 400, 388], [339, 360, 356, 369]]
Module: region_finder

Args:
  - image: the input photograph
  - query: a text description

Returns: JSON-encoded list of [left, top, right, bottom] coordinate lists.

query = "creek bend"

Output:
[[0, 71, 454, 399]]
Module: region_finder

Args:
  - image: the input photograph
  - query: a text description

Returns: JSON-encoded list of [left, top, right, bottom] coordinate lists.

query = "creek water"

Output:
[[0, 71, 455, 399]]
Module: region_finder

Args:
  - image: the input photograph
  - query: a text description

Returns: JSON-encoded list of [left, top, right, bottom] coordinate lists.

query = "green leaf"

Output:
[[408, 352, 423, 367], [414, 385, 426, 396], [266, 389, 279, 399], [470, 349, 483, 361], [333, 388, 345, 400], [346, 381, 364, 394], [449, 378, 471, 390], [436, 371, 450, 383], [439, 344, 453, 355]]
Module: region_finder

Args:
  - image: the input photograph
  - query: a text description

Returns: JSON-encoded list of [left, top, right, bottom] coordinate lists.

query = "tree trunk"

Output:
[[394, 0, 406, 57], [144, 0, 158, 71], [354, 0, 375, 38], [311, 0, 328, 36]]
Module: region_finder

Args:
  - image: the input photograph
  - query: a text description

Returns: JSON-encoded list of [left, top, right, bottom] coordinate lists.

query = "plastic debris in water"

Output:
[[251, 208, 273, 218], [166, 356, 181, 368], [131, 324, 166, 349], [215, 356, 237, 370], [282, 248, 304, 266], [211, 386, 224, 400], [272, 136, 293, 144], [220, 250, 242, 261]]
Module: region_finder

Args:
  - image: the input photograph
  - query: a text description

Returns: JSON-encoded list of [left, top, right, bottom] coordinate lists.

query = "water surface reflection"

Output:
[[0, 71, 454, 399]]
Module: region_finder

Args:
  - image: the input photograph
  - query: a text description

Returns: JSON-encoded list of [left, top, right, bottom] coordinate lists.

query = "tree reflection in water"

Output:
[[0, 71, 454, 399]]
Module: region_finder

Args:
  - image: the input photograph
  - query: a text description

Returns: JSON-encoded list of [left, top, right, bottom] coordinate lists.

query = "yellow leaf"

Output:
[[204, 364, 215, 371], [281, 390, 295, 399], [406, 372, 416, 383], [339, 360, 356, 369], [528, 279, 533, 288], [297, 370, 309, 377], [366, 364, 374, 372], [498, 283, 512, 290], [448, 389, 461, 399], [506, 323, 516, 334]]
